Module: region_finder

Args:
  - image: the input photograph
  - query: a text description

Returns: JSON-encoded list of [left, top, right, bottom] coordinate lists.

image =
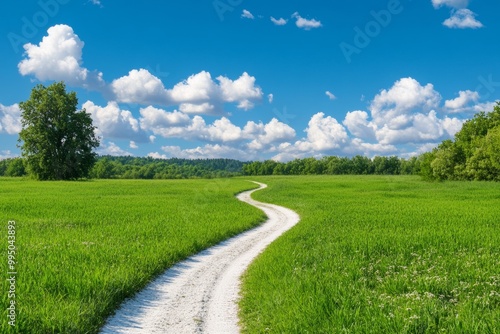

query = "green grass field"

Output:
[[0, 178, 264, 333], [239, 176, 500, 333]]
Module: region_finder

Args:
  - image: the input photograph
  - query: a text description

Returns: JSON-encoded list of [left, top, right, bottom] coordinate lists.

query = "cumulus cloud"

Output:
[[284, 112, 348, 153], [140, 106, 190, 131], [83, 101, 149, 142], [217, 72, 263, 110], [347, 138, 397, 156], [241, 9, 254, 19], [473, 101, 498, 113], [18, 25, 263, 115], [139, 109, 296, 155], [431, 0, 469, 9], [431, 1, 483, 29], [169, 71, 218, 104], [137, 77, 486, 160], [179, 103, 217, 114], [268, 94, 274, 103], [111, 69, 170, 105], [292, 12, 322, 30], [443, 9, 483, 29], [0, 104, 22, 135], [156, 144, 253, 160], [370, 77, 441, 127], [444, 90, 480, 112], [343, 110, 376, 140], [270, 17, 287, 26], [325, 91, 336, 100], [18, 24, 105, 90], [97, 141, 133, 156], [245, 118, 296, 150], [111, 70, 262, 113]]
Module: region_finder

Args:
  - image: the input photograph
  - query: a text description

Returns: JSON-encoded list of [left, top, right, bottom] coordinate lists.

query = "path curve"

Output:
[[100, 181, 300, 334]]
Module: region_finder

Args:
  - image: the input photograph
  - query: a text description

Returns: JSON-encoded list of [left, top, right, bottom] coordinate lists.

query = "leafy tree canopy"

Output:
[[18, 82, 100, 180]]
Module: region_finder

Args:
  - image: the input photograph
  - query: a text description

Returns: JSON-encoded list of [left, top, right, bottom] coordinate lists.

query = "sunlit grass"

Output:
[[0, 178, 264, 333], [240, 176, 500, 333]]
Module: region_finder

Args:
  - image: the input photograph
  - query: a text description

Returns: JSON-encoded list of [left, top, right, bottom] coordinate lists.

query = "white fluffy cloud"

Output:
[[376, 111, 452, 145], [292, 12, 322, 30], [358, 78, 464, 147], [292, 112, 348, 152], [343, 110, 376, 140], [142, 111, 295, 149], [271, 17, 287, 26], [443, 9, 483, 29], [111, 70, 262, 113], [84, 76, 482, 161], [18, 25, 105, 90], [18, 25, 263, 115], [83, 101, 149, 142], [111, 69, 170, 105], [241, 9, 254, 19], [431, 1, 483, 29], [139, 106, 190, 133], [370, 77, 441, 127], [444, 90, 480, 112], [432, 0, 469, 9], [473, 101, 498, 113], [217, 72, 263, 110], [97, 141, 133, 156], [347, 139, 397, 156], [245, 118, 296, 150], [154, 144, 253, 161], [170, 71, 218, 103], [0, 104, 22, 135]]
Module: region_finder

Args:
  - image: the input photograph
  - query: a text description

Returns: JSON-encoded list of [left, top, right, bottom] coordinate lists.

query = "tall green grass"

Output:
[[0, 178, 264, 333], [240, 176, 500, 333]]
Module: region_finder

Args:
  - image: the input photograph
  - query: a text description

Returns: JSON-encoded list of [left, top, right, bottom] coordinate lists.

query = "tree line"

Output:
[[0, 156, 244, 179], [242, 156, 420, 176], [419, 102, 500, 181], [0, 155, 421, 178]]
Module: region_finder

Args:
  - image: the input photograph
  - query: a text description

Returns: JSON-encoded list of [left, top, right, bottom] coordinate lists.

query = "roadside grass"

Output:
[[240, 176, 500, 333], [0, 178, 264, 333]]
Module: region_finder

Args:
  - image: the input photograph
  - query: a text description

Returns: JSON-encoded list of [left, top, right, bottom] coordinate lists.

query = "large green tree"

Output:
[[18, 82, 100, 180]]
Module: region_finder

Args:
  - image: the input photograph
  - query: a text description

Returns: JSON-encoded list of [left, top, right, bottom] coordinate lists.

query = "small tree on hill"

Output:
[[18, 82, 100, 180]]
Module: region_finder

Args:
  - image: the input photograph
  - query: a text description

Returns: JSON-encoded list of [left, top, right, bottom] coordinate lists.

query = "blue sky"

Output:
[[1, 0, 499, 161]]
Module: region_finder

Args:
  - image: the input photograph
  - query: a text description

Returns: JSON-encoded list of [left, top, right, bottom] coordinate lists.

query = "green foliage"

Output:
[[89, 156, 246, 179], [240, 176, 500, 333], [0, 158, 26, 177], [422, 102, 500, 181], [18, 82, 100, 180], [0, 178, 264, 333], [243, 155, 418, 176]]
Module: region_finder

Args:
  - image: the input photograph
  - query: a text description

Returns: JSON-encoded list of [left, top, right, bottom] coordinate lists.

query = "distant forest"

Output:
[[0, 155, 420, 179]]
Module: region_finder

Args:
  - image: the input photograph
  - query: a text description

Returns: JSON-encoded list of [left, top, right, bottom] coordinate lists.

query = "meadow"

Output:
[[0, 178, 264, 333], [239, 176, 500, 333]]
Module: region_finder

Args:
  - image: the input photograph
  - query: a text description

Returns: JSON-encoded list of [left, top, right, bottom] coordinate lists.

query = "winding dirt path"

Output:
[[100, 181, 300, 334]]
